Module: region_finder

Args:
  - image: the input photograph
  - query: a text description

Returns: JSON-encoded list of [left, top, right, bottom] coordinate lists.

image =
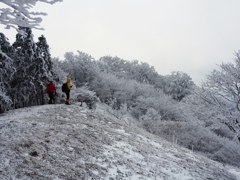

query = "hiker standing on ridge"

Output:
[[46, 79, 56, 104], [65, 77, 72, 105]]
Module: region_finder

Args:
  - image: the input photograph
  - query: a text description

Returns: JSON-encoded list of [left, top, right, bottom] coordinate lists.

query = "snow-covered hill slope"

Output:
[[0, 104, 240, 180]]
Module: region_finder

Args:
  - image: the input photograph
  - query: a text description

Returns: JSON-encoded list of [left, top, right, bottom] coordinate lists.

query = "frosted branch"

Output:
[[0, 0, 62, 30]]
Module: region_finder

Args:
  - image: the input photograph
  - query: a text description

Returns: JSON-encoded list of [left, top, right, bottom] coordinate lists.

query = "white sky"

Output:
[[1, 0, 240, 85]]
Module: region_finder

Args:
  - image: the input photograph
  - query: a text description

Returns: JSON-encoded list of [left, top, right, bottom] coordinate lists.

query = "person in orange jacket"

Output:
[[46, 79, 56, 104], [65, 77, 72, 105]]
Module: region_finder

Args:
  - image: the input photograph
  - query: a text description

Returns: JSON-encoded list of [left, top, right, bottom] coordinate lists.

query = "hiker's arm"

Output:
[[67, 83, 72, 90]]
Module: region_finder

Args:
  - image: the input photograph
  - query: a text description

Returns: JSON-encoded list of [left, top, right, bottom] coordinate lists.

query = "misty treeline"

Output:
[[1, 29, 240, 167]]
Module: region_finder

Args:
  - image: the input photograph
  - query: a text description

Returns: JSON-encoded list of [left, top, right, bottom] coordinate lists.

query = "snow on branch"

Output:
[[0, 0, 62, 30]]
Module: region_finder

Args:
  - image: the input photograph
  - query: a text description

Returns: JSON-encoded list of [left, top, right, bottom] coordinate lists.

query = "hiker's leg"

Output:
[[49, 92, 54, 104], [52, 93, 55, 104], [48, 93, 51, 104], [65, 91, 70, 104]]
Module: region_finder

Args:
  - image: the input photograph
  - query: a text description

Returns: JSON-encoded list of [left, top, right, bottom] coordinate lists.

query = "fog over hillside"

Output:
[[0, 103, 240, 180]]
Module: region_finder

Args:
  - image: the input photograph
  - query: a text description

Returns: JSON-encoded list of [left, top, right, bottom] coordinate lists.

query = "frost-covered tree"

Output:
[[131, 85, 184, 121], [35, 34, 56, 81], [0, 52, 13, 112], [51, 57, 67, 82], [56, 51, 97, 87], [98, 56, 128, 77], [0, 0, 62, 30], [0, 33, 15, 112], [7, 28, 60, 108], [91, 71, 120, 104], [203, 52, 240, 111], [182, 87, 237, 141], [200, 52, 240, 135], [10, 27, 37, 107], [129, 60, 159, 85], [32, 34, 59, 104], [0, 32, 11, 53], [0, 33, 14, 78], [10, 27, 57, 107], [163, 71, 195, 101], [97, 56, 159, 85]]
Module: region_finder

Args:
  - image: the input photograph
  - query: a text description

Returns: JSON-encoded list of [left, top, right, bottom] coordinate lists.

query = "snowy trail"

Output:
[[0, 104, 240, 179]]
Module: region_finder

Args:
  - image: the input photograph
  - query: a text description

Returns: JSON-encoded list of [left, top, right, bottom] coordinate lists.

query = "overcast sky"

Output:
[[1, 0, 240, 85]]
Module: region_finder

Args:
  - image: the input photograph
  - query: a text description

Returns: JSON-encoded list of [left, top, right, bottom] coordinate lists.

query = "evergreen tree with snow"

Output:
[[34, 34, 59, 104], [35, 34, 57, 82], [10, 27, 52, 108], [11, 27, 36, 108], [0, 33, 14, 112]]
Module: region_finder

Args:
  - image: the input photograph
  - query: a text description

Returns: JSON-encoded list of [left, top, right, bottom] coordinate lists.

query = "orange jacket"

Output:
[[66, 77, 71, 90]]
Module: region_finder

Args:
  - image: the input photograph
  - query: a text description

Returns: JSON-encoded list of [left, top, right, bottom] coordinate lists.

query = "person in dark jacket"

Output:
[[46, 80, 56, 104], [65, 77, 72, 105]]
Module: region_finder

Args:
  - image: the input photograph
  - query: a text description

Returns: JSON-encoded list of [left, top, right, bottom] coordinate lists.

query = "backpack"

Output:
[[62, 83, 68, 92]]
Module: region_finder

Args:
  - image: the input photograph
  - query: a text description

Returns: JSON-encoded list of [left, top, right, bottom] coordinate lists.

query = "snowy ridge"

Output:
[[0, 104, 240, 180]]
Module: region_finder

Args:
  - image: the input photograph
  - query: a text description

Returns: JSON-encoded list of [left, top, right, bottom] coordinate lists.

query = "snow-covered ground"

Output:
[[0, 103, 240, 180]]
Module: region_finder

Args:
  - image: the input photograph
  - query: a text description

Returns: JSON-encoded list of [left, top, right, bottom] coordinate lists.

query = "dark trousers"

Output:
[[65, 91, 70, 104], [65, 91, 70, 99], [48, 92, 55, 104]]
